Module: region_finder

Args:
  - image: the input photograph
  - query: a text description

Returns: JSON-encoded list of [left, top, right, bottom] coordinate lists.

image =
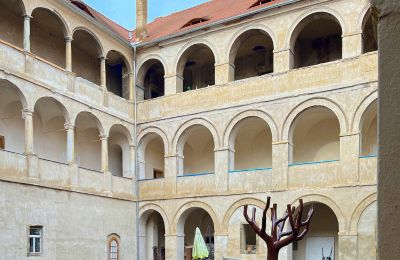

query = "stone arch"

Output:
[[0, 79, 28, 109], [281, 97, 348, 140], [357, 3, 373, 32], [349, 193, 377, 232], [172, 118, 220, 155], [106, 49, 132, 73], [140, 203, 171, 234], [108, 124, 132, 146], [138, 126, 169, 156], [291, 194, 347, 232], [136, 57, 166, 100], [223, 109, 279, 148], [286, 7, 348, 50], [174, 39, 219, 73], [73, 110, 104, 135], [227, 24, 276, 63], [351, 90, 378, 133], [137, 54, 168, 79], [33, 96, 70, 123], [173, 201, 220, 234], [72, 27, 105, 58], [30, 7, 70, 37], [222, 198, 267, 232]]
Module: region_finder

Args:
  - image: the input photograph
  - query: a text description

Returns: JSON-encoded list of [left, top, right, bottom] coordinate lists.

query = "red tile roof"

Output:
[[70, 0, 291, 44], [132, 0, 288, 44]]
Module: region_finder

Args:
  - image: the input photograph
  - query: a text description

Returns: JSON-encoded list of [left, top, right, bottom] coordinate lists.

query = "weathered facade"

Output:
[[0, 0, 378, 259]]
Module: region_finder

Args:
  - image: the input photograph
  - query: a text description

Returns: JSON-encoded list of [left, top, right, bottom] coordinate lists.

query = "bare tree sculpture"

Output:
[[244, 197, 315, 260]]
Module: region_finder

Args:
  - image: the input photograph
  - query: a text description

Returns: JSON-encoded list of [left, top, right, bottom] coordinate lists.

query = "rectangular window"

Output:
[[241, 224, 257, 254], [28, 226, 42, 255], [153, 169, 164, 179], [0, 135, 4, 150]]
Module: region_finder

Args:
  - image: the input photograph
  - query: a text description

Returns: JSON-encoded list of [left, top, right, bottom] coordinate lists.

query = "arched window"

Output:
[[108, 235, 120, 260]]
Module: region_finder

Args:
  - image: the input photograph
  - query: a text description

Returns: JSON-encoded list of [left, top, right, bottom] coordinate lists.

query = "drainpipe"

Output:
[[133, 44, 140, 260]]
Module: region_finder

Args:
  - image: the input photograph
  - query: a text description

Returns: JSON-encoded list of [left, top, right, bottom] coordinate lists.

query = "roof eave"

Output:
[[132, 0, 301, 48]]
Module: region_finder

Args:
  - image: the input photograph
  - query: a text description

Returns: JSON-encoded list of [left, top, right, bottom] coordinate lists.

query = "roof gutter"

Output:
[[132, 0, 301, 48], [58, 0, 132, 48]]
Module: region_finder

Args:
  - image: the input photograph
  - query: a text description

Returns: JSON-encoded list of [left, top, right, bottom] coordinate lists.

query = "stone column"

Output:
[[23, 109, 34, 155], [338, 232, 357, 260], [165, 233, 184, 260], [274, 49, 292, 73], [65, 37, 73, 72], [164, 155, 178, 195], [339, 133, 359, 185], [342, 32, 363, 59], [214, 233, 228, 260], [23, 15, 31, 52], [23, 109, 38, 178], [164, 74, 183, 95], [215, 63, 234, 85], [214, 149, 230, 192], [128, 72, 135, 101], [272, 141, 289, 190], [64, 123, 75, 164], [100, 134, 109, 172], [100, 56, 107, 88]]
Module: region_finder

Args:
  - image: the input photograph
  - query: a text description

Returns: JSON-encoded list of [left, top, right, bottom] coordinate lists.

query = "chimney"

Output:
[[136, 0, 148, 40]]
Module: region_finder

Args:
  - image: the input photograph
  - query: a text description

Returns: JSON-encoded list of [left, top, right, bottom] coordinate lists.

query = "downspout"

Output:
[[133, 44, 140, 260]]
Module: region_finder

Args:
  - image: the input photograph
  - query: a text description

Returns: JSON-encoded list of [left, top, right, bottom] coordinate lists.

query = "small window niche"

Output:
[[153, 169, 164, 179], [241, 224, 257, 254], [0, 135, 4, 150], [28, 226, 43, 256]]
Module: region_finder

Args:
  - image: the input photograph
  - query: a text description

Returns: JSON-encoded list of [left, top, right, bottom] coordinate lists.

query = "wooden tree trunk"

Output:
[[267, 248, 279, 260]]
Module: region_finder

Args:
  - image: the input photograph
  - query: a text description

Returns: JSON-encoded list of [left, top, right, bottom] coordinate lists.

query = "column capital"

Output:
[[65, 36, 73, 42], [99, 134, 108, 140], [23, 14, 32, 20], [22, 109, 33, 118], [64, 123, 74, 130], [98, 56, 107, 61], [129, 144, 136, 149]]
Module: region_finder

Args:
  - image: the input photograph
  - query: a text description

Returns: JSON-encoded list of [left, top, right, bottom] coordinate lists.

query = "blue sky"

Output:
[[83, 0, 209, 30]]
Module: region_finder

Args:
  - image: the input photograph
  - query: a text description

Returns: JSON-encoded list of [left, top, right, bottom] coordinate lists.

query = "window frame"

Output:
[[0, 135, 4, 150], [108, 234, 121, 260], [27, 225, 43, 256]]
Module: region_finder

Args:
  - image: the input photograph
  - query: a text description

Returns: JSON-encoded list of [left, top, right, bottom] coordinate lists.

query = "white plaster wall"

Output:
[[183, 128, 214, 174], [357, 202, 377, 260], [145, 137, 164, 179], [0, 181, 136, 259]]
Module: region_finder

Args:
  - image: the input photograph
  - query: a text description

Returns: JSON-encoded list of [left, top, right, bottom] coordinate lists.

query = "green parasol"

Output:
[[192, 227, 209, 259]]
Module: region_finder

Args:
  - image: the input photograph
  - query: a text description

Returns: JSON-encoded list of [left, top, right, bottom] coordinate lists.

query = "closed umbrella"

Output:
[[192, 227, 209, 259]]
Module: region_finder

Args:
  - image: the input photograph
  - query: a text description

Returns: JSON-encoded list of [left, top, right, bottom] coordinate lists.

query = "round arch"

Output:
[[30, 7, 70, 37], [291, 194, 347, 232], [172, 118, 220, 155], [138, 126, 169, 156], [108, 124, 132, 146], [281, 98, 348, 140], [33, 96, 70, 123], [349, 193, 377, 232], [0, 79, 28, 109], [223, 109, 279, 148], [227, 24, 277, 63], [139, 203, 171, 235], [286, 7, 347, 50], [137, 54, 168, 79], [174, 39, 219, 74], [357, 3, 374, 32], [106, 49, 132, 73], [73, 111, 104, 135], [221, 198, 267, 232], [72, 27, 105, 58], [351, 90, 378, 133], [173, 201, 220, 234]]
